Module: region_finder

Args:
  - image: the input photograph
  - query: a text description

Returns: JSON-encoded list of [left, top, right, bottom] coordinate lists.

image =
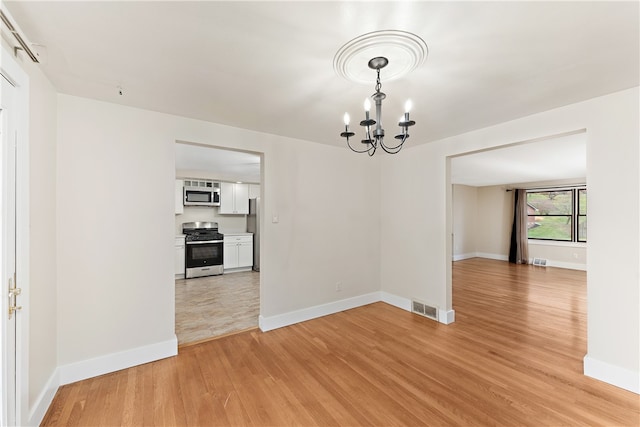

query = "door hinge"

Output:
[[8, 275, 21, 319]]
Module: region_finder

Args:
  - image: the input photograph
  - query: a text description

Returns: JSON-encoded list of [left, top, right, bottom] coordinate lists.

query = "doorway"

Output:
[[174, 142, 262, 346], [447, 130, 587, 309]]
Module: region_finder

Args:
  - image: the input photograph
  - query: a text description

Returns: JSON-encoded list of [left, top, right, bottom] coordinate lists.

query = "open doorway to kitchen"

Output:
[[174, 141, 262, 346]]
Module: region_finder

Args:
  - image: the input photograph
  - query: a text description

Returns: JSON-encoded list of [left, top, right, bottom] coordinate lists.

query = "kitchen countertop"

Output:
[[222, 231, 252, 236]]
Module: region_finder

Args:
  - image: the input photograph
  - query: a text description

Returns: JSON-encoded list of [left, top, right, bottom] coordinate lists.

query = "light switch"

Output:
[[272, 215, 279, 223]]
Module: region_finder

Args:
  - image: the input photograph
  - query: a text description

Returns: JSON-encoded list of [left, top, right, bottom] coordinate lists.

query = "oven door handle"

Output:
[[186, 240, 224, 245]]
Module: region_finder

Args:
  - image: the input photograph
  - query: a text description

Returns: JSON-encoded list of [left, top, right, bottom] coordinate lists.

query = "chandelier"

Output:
[[340, 57, 415, 156]]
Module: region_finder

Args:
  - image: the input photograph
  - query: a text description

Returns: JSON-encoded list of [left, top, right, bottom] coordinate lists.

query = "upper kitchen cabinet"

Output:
[[219, 182, 249, 214], [175, 179, 184, 214]]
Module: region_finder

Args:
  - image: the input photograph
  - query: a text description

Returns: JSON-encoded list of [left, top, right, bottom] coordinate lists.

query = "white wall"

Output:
[[261, 136, 381, 317], [381, 87, 639, 392], [380, 144, 451, 311], [475, 186, 512, 260], [452, 184, 477, 259], [584, 87, 639, 392], [56, 94, 381, 372], [56, 96, 176, 367], [25, 53, 58, 422], [528, 241, 586, 269]]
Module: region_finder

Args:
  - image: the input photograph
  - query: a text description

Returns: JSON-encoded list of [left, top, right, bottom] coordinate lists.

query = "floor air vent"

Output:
[[532, 258, 548, 266], [412, 300, 438, 321]]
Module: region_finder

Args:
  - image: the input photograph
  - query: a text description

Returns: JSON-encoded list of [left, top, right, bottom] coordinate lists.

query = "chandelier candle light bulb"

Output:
[[340, 112, 355, 140]]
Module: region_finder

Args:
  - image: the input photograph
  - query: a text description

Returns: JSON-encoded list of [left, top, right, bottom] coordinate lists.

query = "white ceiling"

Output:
[[450, 131, 586, 187], [4, 1, 637, 185], [175, 144, 261, 183]]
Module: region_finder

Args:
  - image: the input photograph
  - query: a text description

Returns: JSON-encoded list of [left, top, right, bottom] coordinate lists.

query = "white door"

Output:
[[1, 73, 19, 426]]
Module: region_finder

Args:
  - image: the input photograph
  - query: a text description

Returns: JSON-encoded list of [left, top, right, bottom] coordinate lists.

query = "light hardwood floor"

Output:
[[42, 259, 639, 426], [175, 271, 260, 345]]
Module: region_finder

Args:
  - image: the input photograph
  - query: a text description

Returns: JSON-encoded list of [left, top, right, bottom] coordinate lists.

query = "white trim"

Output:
[[27, 369, 59, 427], [544, 260, 586, 271], [438, 309, 456, 324], [528, 239, 587, 249], [452, 252, 476, 261], [1, 44, 31, 427], [475, 252, 508, 261], [259, 292, 380, 332], [259, 292, 457, 332], [58, 336, 178, 386], [583, 354, 639, 394], [380, 291, 411, 311], [381, 292, 456, 324]]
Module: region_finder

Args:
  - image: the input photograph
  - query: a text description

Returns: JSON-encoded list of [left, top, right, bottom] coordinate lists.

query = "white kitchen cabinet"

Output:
[[175, 236, 185, 278], [223, 242, 239, 270], [223, 234, 253, 271], [248, 184, 261, 199], [219, 182, 249, 214], [175, 180, 184, 214], [237, 239, 253, 267]]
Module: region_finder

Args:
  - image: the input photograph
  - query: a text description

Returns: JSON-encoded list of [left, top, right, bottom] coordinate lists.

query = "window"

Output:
[[526, 187, 586, 242], [577, 189, 587, 242]]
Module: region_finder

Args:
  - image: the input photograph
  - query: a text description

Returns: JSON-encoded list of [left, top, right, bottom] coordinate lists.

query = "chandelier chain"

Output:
[[375, 68, 382, 93]]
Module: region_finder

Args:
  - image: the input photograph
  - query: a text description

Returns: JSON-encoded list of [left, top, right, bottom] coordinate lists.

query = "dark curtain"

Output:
[[509, 189, 529, 264]]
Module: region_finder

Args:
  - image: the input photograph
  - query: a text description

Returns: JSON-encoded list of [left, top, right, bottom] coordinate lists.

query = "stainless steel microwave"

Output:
[[183, 180, 220, 206]]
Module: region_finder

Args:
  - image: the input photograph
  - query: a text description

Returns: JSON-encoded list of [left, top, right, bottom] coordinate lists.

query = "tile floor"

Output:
[[175, 270, 259, 345]]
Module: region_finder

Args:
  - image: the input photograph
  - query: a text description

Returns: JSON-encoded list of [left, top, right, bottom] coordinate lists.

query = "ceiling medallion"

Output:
[[333, 30, 428, 84]]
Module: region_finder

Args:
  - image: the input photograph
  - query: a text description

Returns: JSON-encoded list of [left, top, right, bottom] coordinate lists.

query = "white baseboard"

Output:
[[438, 309, 456, 324], [475, 252, 509, 261], [584, 354, 639, 394], [453, 252, 508, 261], [382, 292, 455, 325], [259, 292, 456, 332], [546, 260, 587, 271], [259, 292, 381, 332], [380, 291, 411, 311], [452, 252, 476, 261], [58, 336, 178, 385], [456, 253, 586, 271], [27, 369, 60, 426]]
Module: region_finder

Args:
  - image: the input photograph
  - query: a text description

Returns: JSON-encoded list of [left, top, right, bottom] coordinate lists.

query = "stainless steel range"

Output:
[[182, 222, 224, 278]]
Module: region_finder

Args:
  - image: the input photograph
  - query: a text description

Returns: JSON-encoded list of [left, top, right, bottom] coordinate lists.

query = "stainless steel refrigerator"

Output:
[[247, 198, 260, 271]]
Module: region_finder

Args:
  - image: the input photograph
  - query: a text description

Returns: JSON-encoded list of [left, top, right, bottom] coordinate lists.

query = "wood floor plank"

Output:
[[41, 259, 640, 426]]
